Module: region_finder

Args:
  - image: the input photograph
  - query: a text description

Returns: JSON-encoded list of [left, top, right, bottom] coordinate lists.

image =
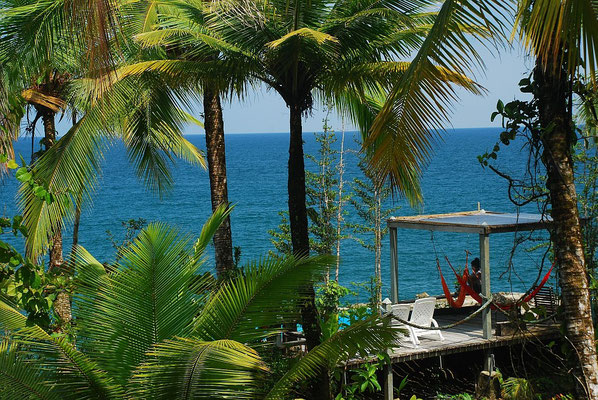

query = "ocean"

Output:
[[0, 128, 554, 302]]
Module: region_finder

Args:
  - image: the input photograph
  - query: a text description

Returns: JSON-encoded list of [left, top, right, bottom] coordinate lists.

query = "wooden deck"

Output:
[[347, 309, 560, 367]]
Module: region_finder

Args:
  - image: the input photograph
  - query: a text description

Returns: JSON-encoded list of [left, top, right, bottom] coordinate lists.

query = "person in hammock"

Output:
[[468, 257, 482, 294]]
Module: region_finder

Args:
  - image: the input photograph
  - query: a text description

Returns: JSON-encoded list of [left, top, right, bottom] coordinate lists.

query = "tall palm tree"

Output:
[[369, 0, 598, 395], [0, 207, 398, 399], [0, 0, 205, 257], [0, 0, 206, 327], [514, 1, 598, 395], [118, 0, 235, 278], [118, 2, 500, 396]]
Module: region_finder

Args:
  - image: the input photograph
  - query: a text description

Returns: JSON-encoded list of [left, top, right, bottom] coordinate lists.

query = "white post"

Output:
[[389, 227, 399, 303], [479, 232, 492, 340]]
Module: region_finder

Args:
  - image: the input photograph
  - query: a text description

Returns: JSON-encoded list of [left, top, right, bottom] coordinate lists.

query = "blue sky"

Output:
[[211, 43, 536, 134], [47, 42, 535, 136]]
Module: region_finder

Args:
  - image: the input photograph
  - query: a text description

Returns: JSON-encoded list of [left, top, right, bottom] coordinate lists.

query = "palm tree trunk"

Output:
[[288, 105, 328, 399], [535, 62, 598, 398], [39, 107, 63, 273], [38, 106, 71, 327], [288, 105, 310, 257], [203, 86, 234, 278]]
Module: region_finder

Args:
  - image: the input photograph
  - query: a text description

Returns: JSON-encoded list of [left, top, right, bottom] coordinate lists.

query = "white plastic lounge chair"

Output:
[[409, 297, 444, 345], [389, 303, 419, 347]]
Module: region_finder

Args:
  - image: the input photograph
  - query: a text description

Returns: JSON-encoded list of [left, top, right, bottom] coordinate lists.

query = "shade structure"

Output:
[[387, 209, 553, 342], [384, 209, 556, 399]]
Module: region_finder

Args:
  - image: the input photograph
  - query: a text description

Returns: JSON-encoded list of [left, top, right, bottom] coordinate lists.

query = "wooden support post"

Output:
[[480, 232, 492, 340], [390, 227, 399, 303], [383, 300, 393, 400], [383, 364, 393, 400]]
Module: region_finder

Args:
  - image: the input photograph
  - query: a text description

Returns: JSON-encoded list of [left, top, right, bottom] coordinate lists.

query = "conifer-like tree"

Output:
[[348, 141, 399, 304]]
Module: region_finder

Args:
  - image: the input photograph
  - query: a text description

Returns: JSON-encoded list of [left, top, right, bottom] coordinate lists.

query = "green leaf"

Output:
[[7, 159, 18, 169], [15, 167, 32, 182], [497, 99, 504, 113], [360, 381, 368, 392]]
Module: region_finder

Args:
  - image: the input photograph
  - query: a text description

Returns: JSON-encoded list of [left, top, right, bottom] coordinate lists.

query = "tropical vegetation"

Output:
[[1, 0, 598, 397], [0, 207, 398, 399]]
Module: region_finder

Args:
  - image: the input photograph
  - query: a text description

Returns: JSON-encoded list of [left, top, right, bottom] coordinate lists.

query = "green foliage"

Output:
[[0, 218, 56, 330], [334, 354, 397, 400], [306, 111, 346, 256], [0, 160, 60, 331], [574, 142, 598, 271], [501, 377, 536, 400], [351, 363, 382, 394], [270, 112, 348, 260], [316, 280, 352, 320], [1, 208, 398, 399], [268, 211, 292, 257], [4, 155, 55, 204], [351, 277, 384, 312], [436, 394, 474, 400], [348, 142, 399, 304]]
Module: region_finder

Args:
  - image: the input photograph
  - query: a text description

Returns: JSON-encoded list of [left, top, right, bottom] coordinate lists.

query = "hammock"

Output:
[[437, 258, 468, 307], [436, 251, 470, 308], [438, 255, 555, 310]]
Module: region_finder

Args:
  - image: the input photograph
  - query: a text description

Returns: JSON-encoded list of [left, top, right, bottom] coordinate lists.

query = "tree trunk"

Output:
[[203, 86, 234, 278], [375, 194, 382, 305], [288, 105, 328, 399], [38, 106, 71, 327], [71, 190, 83, 263], [39, 107, 64, 273], [335, 128, 345, 282], [535, 61, 598, 398]]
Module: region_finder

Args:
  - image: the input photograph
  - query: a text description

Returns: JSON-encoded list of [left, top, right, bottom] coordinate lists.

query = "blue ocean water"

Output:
[[0, 128, 553, 301]]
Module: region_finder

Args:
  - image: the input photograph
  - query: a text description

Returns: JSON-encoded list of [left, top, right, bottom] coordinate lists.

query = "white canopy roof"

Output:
[[387, 210, 552, 234]]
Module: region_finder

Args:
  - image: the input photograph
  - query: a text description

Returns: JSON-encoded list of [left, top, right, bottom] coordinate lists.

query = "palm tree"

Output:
[[0, 207, 397, 399], [116, 3, 501, 396], [117, 0, 235, 278], [203, 86, 235, 278], [513, 1, 598, 395], [368, 0, 598, 395], [0, 0, 206, 254], [123, 0, 488, 339], [0, 0, 205, 326]]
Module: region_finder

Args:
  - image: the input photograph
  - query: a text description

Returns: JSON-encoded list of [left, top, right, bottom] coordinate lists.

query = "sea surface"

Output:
[[0, 128, 555, 302]]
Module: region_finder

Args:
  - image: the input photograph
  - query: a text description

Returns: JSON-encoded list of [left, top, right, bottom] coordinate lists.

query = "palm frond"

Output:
[[265, 315, 398, 399], [18, 113, 109, 258], [0, 340, 60, 400], [73, 223, 201, 385], [0, 301, 124, 399], [130, 338, 268, 399], [368, 0, 510, 195], [335, 87, 424, 203], [193, 203, 234, 261], [21, 89, 66, 112], [515, 0, 598, 78], [267, 27, 339, 48], [194, 254, 334, 344]]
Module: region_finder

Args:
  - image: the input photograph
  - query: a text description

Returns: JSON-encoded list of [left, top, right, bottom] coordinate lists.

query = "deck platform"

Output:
[[347, 310, 560, 367]]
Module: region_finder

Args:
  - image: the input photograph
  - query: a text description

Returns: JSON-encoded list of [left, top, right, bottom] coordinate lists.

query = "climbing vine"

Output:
[[0, 155, 62, 332]]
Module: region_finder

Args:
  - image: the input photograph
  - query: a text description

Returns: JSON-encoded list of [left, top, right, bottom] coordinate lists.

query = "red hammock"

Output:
[[436, 251, 471, 308], [437, 258, 468, 307], [438, 255, 555, 310]]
